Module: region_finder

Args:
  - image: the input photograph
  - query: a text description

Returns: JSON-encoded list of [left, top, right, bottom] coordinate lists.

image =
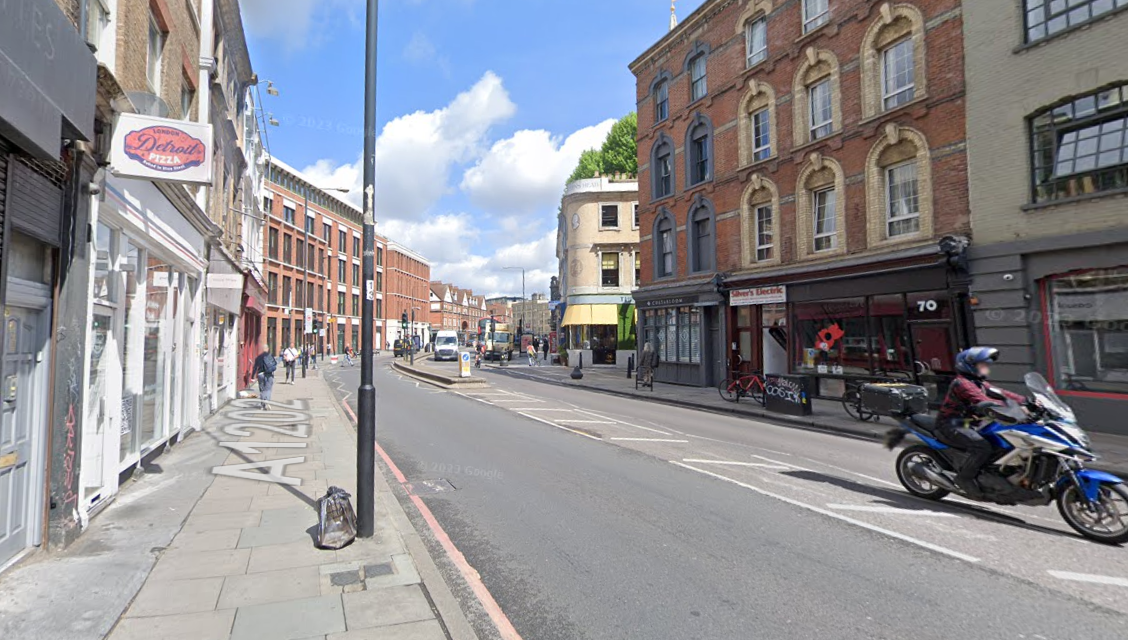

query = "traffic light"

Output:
[[401, 311, 409, 332]]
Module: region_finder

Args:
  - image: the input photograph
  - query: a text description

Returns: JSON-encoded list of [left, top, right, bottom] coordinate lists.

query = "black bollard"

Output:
[[627, 354, 634, 379], [571, 352, 584, 380]]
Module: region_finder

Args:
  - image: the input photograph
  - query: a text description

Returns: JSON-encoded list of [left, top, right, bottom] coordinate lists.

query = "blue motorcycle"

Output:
[[892, 372, 1128, 544]]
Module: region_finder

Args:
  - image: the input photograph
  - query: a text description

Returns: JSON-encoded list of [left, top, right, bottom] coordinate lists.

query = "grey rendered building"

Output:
[[964, 2, 1128, 435]]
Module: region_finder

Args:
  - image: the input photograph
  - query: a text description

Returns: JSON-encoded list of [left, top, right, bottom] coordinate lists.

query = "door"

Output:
[[0, 306, 48, 566], [81, 308, 122, 509], [909, 322, 957, 402]]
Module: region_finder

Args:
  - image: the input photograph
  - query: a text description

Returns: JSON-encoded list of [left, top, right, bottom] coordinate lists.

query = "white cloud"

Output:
[[379, 214, 479, 266], [302, 71, 516, 221], [431, 230, 558, 298], [459, 120, 615, 215]]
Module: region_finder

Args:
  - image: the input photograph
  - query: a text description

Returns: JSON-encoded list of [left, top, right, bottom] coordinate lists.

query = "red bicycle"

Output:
[[719, 371, 766, 405]]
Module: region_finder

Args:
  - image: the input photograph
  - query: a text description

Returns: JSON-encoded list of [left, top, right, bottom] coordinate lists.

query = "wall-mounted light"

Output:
[[266, 81, 280, 96]]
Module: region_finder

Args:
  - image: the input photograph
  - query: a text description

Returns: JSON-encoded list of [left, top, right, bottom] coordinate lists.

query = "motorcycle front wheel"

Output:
[[1057, 483, 1128, 544], [895, 445, 951, 501]]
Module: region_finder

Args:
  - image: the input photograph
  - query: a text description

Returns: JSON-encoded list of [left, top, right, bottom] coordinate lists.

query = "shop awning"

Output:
[[561, 304, 620, 326]]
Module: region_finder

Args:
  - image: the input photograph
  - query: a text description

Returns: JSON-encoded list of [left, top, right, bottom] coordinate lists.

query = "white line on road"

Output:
[[1047, 571, 1128, 587], [517, 412, 602, 441], [826, 504, 960, 518], [671, 462, 981, 564], [556, 420, 616, 424], [573, 409, 671, 435], [510, 408, 574, 412], [681, 459, 791, 470], [611, 437, 690, 443], [750, 454, 805, 470]]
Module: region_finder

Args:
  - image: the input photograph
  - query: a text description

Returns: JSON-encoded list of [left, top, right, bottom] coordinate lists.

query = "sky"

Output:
[[239, 0, 707, 298]]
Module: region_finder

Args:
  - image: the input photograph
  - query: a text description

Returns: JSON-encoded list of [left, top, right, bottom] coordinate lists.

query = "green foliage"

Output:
[[600, 112, 638, 176], [617, 304, 637, 351], [567, 149, 604, 183]]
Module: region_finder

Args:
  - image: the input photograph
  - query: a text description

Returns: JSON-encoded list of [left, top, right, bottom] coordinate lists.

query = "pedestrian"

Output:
[[310, 345, 319, 370], [251, 346, 278, 410], [542, 336, 550, 365], [640, 337, 660, 388], [526, 342, 537, 366], [282, 344, 299, 383], [344, 345, 355, 367]]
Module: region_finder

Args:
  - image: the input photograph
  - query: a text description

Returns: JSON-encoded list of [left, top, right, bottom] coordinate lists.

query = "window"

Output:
[[352, 263, 360, 285], [686, 115, 713, 187], [882, 38, 915, 110], [601, 204, 619, 229], [813, 188, 837, 251], [319, 249, 326, 276], [338, 258, 346, 282], [305, 215, 315, 234], [295, 282, 304, 309], [756, 205, 774, 261], [337, 292, 346, 315], [353, 237, 360, 256], [1047, 267, 1128, 395], [642, 307, 701, 364], [651, 135, 676, 199], [601, 253, 620, 287], [752, 108, 771, 161], [339, 230, 347, 253], [377, 246, 384, 266], [308, 244, 315, 271], [352, 294, 360, 317], [633, 203, 640, 228], [147, 12, 165, 91], [283, 205, 296, 225], [180, 82, 194, 120], [267, 317, 277, 354], [268, 273, 278, 304], [635, 253, 641, 286], [263, 196, 272, 214], [295, 240, 305, 268], [316, 285, 323, 311], [283, 277, 292, 307], [282, 234, 292, 263], [268, 228, 278, 260], [655, 212, 676, 279], [1025, 0, 1128, 43], [803, 0, 830, 33], [886, 161, 920, 237], [689, 200, 715, 273], [793, 298, 870, 374], [87, 0, 111, 54], [655, 80, 669, 123], [746, 17, 767, 67], [690, 54, 708, 101], [376, 271, 383, 290], [810, 79, 833, 140], [323, 223, 332, 243], [1031, 83, 1128, 203]]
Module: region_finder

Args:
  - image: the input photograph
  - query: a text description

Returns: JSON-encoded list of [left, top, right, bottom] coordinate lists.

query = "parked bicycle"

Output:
[[719, 370, 767, 406], [841, 369, 914, 422]]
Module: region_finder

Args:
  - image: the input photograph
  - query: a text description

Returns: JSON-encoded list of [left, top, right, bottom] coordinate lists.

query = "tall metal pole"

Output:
[[301, 190, 310, 378], [357, 0, 379, 539]]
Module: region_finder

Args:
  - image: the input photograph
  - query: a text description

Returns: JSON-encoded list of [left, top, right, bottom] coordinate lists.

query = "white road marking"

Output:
[[751, 454, 806, 470], [611, 437, 690, 443], [681, 459, 791, 470], [573, 409, 671, 435], [1047, 570, 1128, 588], [556, 420, 615, 424], [672, 462, 981, 563], [518, 412, 602, 441], [488, 398, 542, 403], [826, 504, 960, 518], [510, 408, 574, 412]]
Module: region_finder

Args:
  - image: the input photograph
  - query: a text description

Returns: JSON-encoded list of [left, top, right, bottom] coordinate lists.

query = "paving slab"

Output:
[[230, 594, 346, 640], [327, 620, 446, 640], [341, 585, 434, 630], [217, 565, 321, 609], [168, 529, 242, 552], [191, 497, 255, 516], [148, 548, 250, 581], [247, 540, 336, 573], [109, 610, 236, 640], [123, 577, 223, 618], [183, 511, 263, 532]]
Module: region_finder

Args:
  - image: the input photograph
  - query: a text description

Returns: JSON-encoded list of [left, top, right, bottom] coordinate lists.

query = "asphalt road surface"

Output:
[[323, 356, 1128, 640]]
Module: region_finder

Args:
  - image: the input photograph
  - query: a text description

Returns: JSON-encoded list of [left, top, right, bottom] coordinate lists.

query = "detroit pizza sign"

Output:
[[110, 113, 213, 184]]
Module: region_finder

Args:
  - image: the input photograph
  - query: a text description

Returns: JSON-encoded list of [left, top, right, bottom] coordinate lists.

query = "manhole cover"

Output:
[[405, 478, 458, 495], [365, 562, 395, 578]]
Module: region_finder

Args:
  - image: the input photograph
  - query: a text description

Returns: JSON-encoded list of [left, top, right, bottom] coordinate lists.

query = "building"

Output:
[[630, 0, 972, 394], [962, 3, 1128, 435], [485, 297, 515, 326], [513, 293, 553, 337], [263, 158, 388, 358], [384, 242, 432, 349], [557, 175, 640, 366], [429, 282, 487, 342]]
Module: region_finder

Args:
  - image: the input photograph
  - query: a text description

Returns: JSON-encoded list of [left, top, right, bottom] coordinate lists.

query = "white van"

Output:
[[433, 330, 460, 361]]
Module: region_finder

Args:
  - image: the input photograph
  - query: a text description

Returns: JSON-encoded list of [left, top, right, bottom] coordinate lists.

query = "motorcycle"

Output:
[[892, 372, 1128, 544]]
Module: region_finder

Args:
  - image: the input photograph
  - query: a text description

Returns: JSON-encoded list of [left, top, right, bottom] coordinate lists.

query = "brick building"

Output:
[[263, 158, 389, 357], [962, 2, 1128, 435], [384, 242, 432, 349], [430, 282, 487, 342], [631, 0, 972, 398]]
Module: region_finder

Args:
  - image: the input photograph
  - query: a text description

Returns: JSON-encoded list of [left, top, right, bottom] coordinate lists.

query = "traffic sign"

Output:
[[459, 350, 471, 378]]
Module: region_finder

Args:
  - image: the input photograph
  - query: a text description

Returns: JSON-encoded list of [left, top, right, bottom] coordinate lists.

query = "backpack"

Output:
[[262, 353, 278, 375]]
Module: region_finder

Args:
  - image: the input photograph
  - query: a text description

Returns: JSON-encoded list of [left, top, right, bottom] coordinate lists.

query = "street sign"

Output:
[[460, 351, 471, 378]]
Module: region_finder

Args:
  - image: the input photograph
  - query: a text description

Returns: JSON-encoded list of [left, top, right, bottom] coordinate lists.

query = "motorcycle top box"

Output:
[[861, 383, 929, 417]]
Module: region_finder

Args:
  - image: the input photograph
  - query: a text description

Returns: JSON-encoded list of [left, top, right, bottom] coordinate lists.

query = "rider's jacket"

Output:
[[937, 375, 1026, 424]]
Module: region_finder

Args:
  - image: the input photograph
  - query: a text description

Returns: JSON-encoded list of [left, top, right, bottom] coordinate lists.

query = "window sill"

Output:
[[1014, 7, 1128, 54], [795, 20, 833, 46], [858, 94, 930, 126], [1021, 187, 1128, 212], [738, 155, 777, 173], [792, 131, 842, 155], [600, 227, 621, 231]]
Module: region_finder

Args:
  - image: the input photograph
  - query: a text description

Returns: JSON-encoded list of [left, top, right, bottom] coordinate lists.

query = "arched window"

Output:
[[860, 3, 927, 119], [687, 195, 716, 274], [740, 173, 780, 265], [684, 42, 711, 103], [650, 133, 676, 200], [737, 79, 777, 166], [649, 70, 673, 124], [795, 152, 846, 259], [792, 47, 842, 147], [684, 113, 714, 188], [865, 123, 934, 246], [653, 208, 677, 279]]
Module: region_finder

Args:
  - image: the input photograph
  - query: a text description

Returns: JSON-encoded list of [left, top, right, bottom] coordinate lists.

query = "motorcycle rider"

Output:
[[936, 347, 1028, 497]]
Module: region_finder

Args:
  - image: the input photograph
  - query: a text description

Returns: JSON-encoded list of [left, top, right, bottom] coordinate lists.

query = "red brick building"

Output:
[[430, 282, 487, 342], [631, 0, 971, 398], [384, 242, 432, 350]]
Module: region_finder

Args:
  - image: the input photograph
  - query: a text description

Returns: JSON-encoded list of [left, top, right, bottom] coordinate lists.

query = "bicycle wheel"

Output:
[[719, 378, 739, 402], [749, 378, 766, 406], [843, 390, 866, 421]]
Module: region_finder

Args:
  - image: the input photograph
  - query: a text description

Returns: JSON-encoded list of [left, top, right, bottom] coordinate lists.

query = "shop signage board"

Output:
[[207, 273, 243, 289], [639, 295, 699, 309], [110, 113, 213, 184], [730, 285, 787, 306], [764, 374, 814, 416]]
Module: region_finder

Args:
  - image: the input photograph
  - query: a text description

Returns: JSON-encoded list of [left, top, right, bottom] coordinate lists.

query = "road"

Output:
[[323, 356, 1128, 640]]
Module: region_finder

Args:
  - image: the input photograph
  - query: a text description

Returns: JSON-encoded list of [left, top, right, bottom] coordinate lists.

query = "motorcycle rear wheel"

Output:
[[895, 445, 951, 501], [1057, 483, 1128, 545]]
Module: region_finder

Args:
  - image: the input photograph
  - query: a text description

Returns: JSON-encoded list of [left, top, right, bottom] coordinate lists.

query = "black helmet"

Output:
[[955, 347, 999, 378]]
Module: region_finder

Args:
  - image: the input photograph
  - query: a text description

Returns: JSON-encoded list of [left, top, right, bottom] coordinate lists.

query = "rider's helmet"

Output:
[[955, 347, 999, 379]]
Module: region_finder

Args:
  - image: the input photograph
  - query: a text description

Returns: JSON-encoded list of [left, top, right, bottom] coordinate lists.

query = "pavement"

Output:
[[0, 371, 477, 640], [426, 357, 1128, 476], [324, 357, 1128, 640]]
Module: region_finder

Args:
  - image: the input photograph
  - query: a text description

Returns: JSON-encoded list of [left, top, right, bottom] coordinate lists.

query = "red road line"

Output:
[[339, 396, 522, 640]]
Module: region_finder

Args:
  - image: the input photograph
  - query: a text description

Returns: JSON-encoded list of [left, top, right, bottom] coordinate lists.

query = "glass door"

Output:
[[81, 309, 122, 507]]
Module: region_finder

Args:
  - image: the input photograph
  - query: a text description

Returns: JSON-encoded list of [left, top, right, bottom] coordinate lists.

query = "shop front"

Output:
[[205, 261, 243, 414], [240, 275, 268, 388], [561, 302, 636, 366], [637, 286, 726, 387]]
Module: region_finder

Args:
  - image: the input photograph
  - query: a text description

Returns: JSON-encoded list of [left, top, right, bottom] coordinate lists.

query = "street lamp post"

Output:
[[503, 266, 526, 338], [357, 0, 379, 539]]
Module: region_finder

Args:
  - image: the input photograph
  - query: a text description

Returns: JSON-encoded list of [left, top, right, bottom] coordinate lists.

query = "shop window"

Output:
[[601, 252, 620, 287], [860, 5, 927, 119], [1047, 266, 1128, 395], [869, 294, 911, 374], [643, 307, 701, 364], [792, 48, 841, 147], [793, 298, 870, 375], [93, 223, 119, 304], [866, 123, 933, 246], [1030, 82, 1128, 204], [1024, 0, 1128, 43]]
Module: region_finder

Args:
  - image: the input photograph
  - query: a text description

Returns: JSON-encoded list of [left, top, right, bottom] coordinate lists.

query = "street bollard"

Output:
[[627, 354, 634, 379]]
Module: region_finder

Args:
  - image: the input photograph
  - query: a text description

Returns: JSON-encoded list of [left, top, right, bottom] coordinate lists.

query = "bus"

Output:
[[477, 318, 513, 361]]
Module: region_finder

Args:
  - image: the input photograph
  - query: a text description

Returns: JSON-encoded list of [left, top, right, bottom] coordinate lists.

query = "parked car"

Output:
[[393, 339, 414, 358]]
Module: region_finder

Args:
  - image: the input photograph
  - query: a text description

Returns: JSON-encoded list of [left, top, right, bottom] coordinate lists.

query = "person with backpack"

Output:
[[251, 347, 278, 410]]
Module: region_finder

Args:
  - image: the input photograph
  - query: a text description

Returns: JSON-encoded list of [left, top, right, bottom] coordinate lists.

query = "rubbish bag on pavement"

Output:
[[316, 486, 357, 549]]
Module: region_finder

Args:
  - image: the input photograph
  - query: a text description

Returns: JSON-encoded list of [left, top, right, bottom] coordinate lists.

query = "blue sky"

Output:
[[240, 0, 706, 296]]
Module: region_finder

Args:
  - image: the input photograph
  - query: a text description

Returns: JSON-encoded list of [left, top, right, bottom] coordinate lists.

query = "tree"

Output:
[[599, 112, 638, 176], [567, 148, 604, 183]]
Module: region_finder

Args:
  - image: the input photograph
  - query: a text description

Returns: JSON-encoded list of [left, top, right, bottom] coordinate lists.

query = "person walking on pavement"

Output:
[[526, 342, 537, 366], [251, 347, 278, 410], [542, 337, 550, 365], [282, 344, 300, 383], [310, 345, 318, 370], [344, 345, 355, 367]]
